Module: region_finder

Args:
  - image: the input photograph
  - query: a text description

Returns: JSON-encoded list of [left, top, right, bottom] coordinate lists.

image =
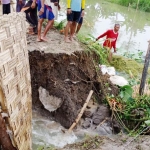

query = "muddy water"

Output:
[[59, 0, 150, 56], [32, 110, 112, 150], [32, 111, 79, 149]]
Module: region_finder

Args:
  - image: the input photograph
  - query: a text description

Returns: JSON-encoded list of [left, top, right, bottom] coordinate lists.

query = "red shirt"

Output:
[[97, 29, 118, 50]]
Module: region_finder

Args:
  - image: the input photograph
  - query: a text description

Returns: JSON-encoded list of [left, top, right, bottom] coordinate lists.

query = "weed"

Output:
[[107, 0, 150, 12], [54, 20, 66, 30], [78, 34, 109, 64]]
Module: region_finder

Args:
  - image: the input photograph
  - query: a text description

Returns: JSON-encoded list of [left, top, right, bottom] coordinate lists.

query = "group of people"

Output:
[[1, 0, 120, 61], [1, 0, 85, 42]]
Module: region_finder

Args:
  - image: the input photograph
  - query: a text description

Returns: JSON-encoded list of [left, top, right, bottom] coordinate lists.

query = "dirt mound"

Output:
[[29, 50, 119, 128]]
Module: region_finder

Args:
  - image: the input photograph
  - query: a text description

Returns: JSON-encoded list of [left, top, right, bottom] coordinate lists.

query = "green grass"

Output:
[[107, 0, 150, 12]]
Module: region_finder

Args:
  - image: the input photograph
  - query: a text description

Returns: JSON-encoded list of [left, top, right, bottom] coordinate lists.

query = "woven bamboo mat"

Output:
[[0, 13, 32, 150]]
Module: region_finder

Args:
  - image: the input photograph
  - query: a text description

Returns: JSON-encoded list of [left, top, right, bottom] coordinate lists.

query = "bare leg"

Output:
[[37, 18, 44, 41], [108, 51, 113, 63], [64, 21, 72, 42], [42, 19, 54, 41], [76, 23, 82, 34], [70, 21, 77, 41]]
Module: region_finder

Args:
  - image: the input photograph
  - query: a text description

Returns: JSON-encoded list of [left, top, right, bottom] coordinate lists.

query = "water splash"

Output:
[[32, 112, 77, 149]]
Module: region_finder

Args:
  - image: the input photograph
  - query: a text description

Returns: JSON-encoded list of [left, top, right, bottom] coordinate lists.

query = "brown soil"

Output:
[[29, 50, 119, 128], [28, 30, 119, 128]]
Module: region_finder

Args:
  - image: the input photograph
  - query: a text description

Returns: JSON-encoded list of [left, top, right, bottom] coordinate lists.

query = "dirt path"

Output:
[[27, 29, 83, 54]]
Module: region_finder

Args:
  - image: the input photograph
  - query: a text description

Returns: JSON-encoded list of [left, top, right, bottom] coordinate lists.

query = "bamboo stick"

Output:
[[68, 90, 93, 132]]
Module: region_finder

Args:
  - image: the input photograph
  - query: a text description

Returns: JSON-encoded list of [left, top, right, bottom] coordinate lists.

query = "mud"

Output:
[[29, 50, 119, 129]]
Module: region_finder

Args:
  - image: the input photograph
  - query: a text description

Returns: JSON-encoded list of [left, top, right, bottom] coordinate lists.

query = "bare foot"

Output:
[[69, 36, 75, 42], [73, 34, 76, 38], [65, 37, 71, 43], [41, 36, 48, 42], [37, 38, 43, 42]]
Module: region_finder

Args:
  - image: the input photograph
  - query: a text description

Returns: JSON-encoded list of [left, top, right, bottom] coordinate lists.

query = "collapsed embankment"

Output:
[[29, 50, 119, 129]]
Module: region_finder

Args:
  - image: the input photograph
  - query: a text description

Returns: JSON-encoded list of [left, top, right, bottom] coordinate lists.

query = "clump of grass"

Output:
[[107, 0, 150, 12], [54, 20, 66, 30], [110, 55, 150, 77], [78, 34, 109, 65]]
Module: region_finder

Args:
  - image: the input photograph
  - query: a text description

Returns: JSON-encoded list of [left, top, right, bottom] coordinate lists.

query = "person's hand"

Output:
[[39, 7, 44, 16], [31, 2, 36, 9], [95, 38, 98, 41], [67, 8, 72, 14], [81, 10, 85, 17], [58, 5, 61, 11]]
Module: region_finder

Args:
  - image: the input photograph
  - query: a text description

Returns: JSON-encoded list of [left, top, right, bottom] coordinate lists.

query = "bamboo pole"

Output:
[[68, 90, 93, 132], [139, 41, 150, 95]]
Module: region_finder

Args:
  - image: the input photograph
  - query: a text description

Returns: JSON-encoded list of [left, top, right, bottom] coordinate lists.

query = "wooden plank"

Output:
[[68, 90, 93, 132]]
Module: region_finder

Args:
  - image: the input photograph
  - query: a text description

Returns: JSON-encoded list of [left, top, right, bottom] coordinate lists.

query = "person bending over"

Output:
[[22, 0, 38, 34], [96, 23, 120, 62]]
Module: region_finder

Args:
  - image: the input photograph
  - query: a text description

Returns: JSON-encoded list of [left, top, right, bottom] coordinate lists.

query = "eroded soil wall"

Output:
[[29, 51, 118, 128]]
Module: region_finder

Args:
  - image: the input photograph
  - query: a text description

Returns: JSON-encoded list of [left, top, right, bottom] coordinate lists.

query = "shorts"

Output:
[[38, 0, 54, 20], [67, 11, 81, 22], [78, 17, 83, 24], [50, 2, 58, 20], [3, 3, 10, 14]]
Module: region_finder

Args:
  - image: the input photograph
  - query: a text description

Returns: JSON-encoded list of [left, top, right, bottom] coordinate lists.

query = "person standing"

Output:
[[16, 0, 26, 12], [96, 24, 120, 62], [37, 0, 54, 42], [1, 0, 11, 14], [64, 0, 85, 42]]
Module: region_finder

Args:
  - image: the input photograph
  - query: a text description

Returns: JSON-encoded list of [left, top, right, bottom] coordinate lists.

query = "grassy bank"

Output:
[[79, 34, 150, 134], [107, 0, 150, 12]]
